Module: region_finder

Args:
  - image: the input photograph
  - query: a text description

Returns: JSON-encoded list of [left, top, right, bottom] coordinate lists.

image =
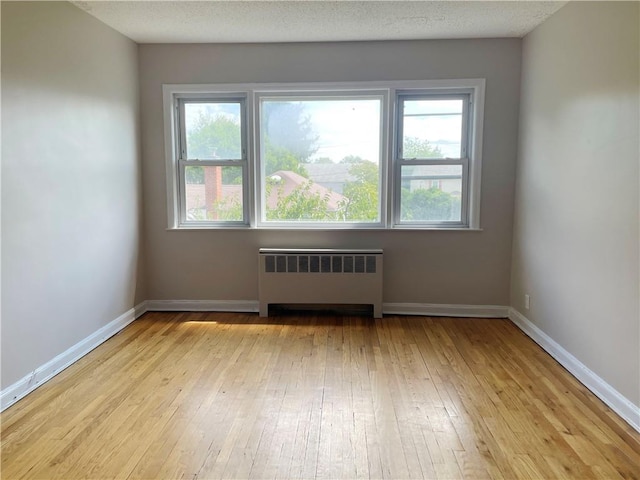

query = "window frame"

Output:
[[177, 95, 250, 226], [393, 90, 473, 227], [163, 79, 485, 230], [255, 90, 388, 229]]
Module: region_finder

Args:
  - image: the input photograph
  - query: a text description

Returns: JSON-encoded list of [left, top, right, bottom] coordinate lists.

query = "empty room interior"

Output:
[[2, 1, 639, 478]]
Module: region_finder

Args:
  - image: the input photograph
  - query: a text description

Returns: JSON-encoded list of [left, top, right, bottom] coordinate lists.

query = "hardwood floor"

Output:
[[2, 312, 639, 479]]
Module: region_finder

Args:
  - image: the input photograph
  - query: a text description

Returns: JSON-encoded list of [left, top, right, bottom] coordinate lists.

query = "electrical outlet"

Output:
[[524, 294, 530, 310]]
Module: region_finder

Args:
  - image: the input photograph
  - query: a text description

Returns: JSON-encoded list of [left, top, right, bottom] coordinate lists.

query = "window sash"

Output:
[[396, 92, 471, 161], [393, 158, 469, 227], [178, 160, 248, 226]]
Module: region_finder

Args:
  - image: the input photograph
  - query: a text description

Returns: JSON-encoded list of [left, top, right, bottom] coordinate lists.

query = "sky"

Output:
[[184, 97, 463, 162]]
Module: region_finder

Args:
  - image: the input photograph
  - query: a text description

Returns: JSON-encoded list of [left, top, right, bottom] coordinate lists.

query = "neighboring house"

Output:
[[185, 169, 347, 219], [303, 163, 353, 194], [400, 164, 463, 197], [267, 170, 347, 213]]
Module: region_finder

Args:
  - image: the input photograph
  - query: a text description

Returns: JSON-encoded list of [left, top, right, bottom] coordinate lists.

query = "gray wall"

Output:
[[511, 2, 639, 405], [1, 2, 144, 388], [139, 40, 521, 305]]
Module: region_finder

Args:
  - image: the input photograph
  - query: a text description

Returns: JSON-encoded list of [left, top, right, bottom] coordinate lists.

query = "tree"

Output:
[[401, 187, 458, 221], [340, 160, 379, 221], [309, 157, 334, 164], [266, 179, 333, 221], [339, 155, 366, 165], [212, 197, 243, 221], [185, 114, 243, 184], [264, 140, 308, 177], [188, 114, 241, 159], [402, 137, 442, 158]]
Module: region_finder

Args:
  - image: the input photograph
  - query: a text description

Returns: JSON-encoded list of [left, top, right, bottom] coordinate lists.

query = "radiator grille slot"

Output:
[[263, 254, 377, 274]]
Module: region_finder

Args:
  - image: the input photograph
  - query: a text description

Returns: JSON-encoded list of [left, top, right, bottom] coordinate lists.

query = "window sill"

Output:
[[166, 226, 484, 232]]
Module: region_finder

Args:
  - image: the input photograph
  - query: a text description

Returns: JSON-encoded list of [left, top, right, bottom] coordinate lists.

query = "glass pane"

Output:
[[402, 99, 463, 159], [400, 165, 462, 222], [184, 166, 243, 222], [260, 97, 382, 223], [184, 102, 242, 160]]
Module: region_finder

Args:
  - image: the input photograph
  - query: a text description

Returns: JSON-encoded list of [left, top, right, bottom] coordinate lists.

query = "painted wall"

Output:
[[511, 2, 639, 405], [1, 2, 143, 388], [139, 39, 521, 306]]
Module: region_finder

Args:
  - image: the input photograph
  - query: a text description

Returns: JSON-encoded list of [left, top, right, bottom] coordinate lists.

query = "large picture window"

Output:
[[257, 94, 384, 226], [164, 80, 484, 229]]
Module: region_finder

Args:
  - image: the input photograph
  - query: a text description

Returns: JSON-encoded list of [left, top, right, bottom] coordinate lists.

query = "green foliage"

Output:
[[340, 160, 379, 221], [264, 140, 308, 177], [266, 180, 334, 221], [309, 157, 334, 164], [188, 114, 241, 160], [403, 137, 442, 159], [213, 196, 243, 221], [401, 187, 458, 221], [339, 155, 366, 165], [187, 197, 243, 222], [185, 114, 243, 184], [185, 167, 205, 184]]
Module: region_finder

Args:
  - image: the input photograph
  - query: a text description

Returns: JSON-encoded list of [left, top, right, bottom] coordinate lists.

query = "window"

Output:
[[395, 94, 469, 225], [164, 80, 484, 229], [257, 94, 385, 226], [173, 96, 249, 226]]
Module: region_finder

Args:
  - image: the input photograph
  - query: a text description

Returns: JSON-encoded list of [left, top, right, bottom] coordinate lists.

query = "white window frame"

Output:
[[163, 79, 484, 230], [255, 90, 388, 229], [393, 90, 472, 228]]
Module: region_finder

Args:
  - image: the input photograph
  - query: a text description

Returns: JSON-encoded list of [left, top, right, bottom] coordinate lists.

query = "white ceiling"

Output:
[[71, 1, 568, 44]]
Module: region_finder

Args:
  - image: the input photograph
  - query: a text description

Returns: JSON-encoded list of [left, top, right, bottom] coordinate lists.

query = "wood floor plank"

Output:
[[2, 313, 639, 479]]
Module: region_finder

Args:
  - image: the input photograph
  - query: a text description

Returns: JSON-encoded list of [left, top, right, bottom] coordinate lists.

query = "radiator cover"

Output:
[[258, 248, 383, 318]]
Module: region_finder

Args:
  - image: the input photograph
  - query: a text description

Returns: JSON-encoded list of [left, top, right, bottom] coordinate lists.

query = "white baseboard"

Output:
[[134, 300, 149, 318], [383, 302, 510, 318], [509, 308, 640, 433], [0, 302, 147, 412]]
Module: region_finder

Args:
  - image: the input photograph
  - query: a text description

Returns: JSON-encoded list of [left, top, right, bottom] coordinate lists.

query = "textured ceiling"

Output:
[[71, 1, 567, 44]]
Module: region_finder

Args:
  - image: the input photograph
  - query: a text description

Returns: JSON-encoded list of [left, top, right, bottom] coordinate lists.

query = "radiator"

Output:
[[258, 248, 383, 318]]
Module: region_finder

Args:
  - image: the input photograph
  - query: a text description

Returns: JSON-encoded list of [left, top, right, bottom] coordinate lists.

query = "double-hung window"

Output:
[[164, 80, 484, 230], [394, 91, 472, 227], [174, 95, 249, 226]]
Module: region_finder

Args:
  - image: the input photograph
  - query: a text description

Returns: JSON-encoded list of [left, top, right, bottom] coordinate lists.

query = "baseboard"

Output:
[[145, 299, 260, 312], [509, 308, 640, 433], [134, 300, 149, 318], [0, 302, 147, 412], [383, 302, 510, 318]]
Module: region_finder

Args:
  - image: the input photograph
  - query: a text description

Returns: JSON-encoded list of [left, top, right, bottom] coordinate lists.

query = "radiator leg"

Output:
[[259, 303, 268, 318], [373, 303, 383, 319]]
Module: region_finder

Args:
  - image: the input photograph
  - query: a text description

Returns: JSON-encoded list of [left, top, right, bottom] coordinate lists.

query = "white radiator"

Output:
[[258, 248, 383, 318]]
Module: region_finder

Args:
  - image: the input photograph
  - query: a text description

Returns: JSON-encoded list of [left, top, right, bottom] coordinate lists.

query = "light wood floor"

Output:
[[2, 312, 639, 479]]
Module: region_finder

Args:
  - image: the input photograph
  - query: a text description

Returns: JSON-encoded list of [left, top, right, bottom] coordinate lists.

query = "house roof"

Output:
[[304, 164, 353, 184], [185, 170, 347, 213], [267, 170, 346, 212]]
